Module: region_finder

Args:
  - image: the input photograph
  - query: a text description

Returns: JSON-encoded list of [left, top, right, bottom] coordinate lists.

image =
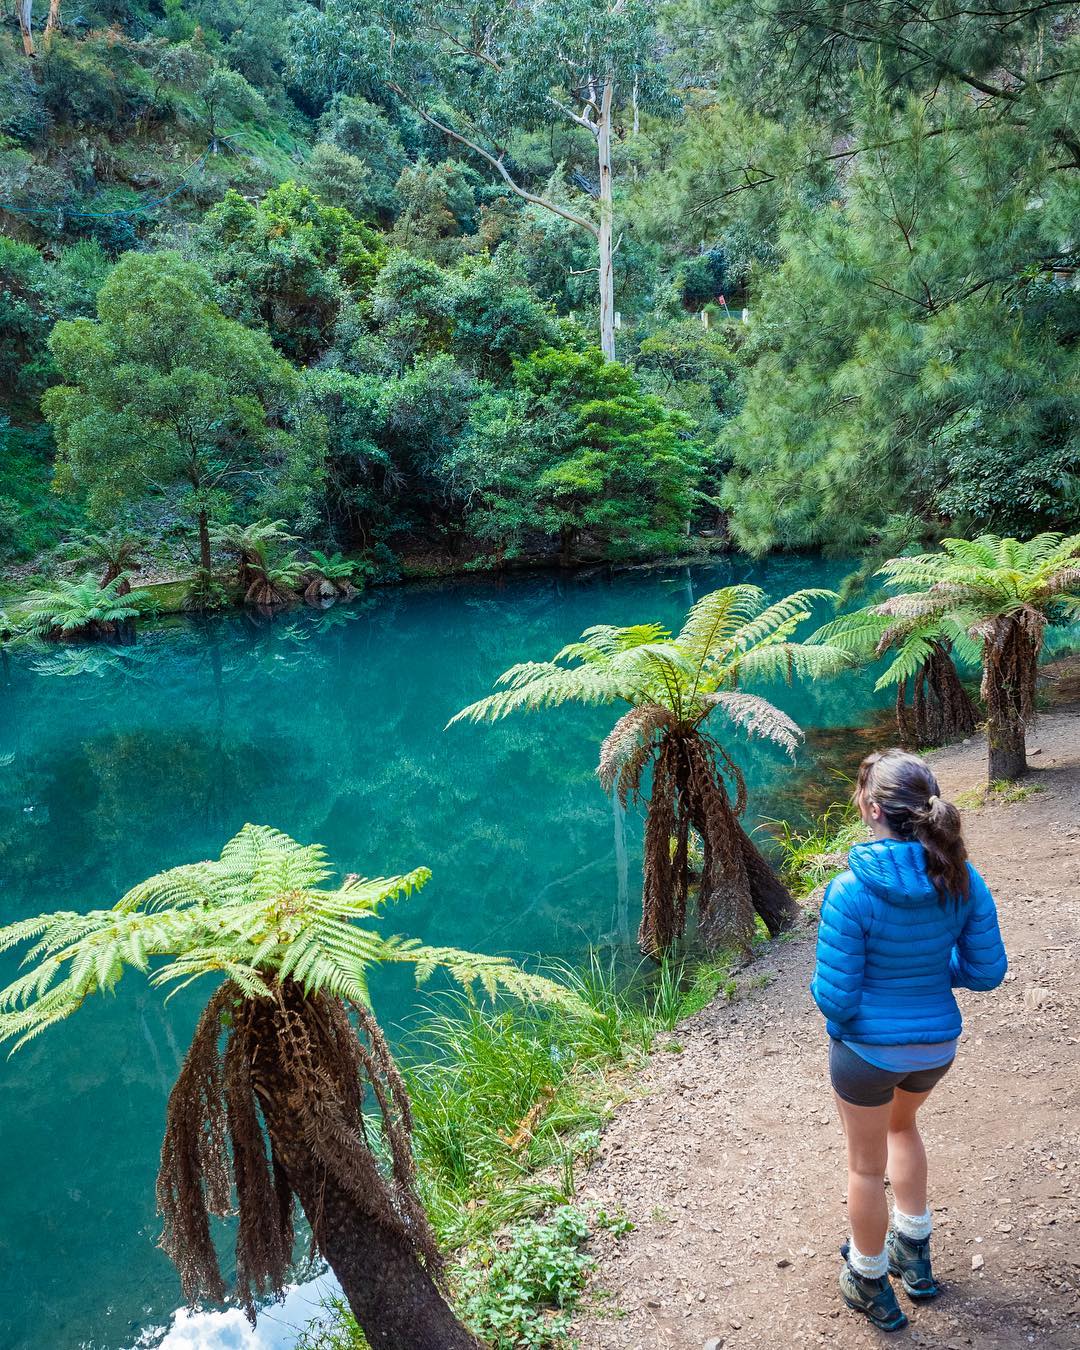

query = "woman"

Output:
[[812, 749, 1007, 1332]]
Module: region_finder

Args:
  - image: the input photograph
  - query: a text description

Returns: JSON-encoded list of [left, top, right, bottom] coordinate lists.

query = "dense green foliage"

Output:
[[2, 0, 1076, 573], [872, 532, 1080, 775], [295, 949, 738, 1350]]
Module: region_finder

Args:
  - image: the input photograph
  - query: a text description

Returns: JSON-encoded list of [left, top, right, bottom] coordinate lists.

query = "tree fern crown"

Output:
[[450, 585, 846, 737], [0, 825, 584, 1053], [877, 533, 1080, 632]]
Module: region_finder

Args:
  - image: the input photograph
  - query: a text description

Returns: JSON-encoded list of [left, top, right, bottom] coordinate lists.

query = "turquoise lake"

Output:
[[0, 556, 899, 1349]]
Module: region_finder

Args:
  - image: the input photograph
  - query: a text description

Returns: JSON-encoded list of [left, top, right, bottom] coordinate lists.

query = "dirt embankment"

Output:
[[569, 687, 1080, 1349]]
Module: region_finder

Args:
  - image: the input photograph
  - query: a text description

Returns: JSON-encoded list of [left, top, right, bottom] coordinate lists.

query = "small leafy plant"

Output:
[[457, 1206, 593, 1349]]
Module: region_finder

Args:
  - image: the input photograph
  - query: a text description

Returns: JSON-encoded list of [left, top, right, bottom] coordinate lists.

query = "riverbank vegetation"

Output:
[[293, 950, 747, 1350], [0, 814, 745, 1350], [811, 533, 1080, 778], [2, 0, 1077, 588], [0, 824, 604, 1347]]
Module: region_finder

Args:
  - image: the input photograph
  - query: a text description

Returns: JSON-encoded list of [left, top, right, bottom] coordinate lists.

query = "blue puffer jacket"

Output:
[[811, 838, 1007, 1044]]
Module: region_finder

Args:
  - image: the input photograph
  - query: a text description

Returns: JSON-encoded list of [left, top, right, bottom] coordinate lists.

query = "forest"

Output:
[[2, 4, 1080, 1350], [2, 0, 1077, 590]]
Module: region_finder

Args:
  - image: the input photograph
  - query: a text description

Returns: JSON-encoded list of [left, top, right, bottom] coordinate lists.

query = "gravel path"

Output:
[[569, 696, 1080, 1350]]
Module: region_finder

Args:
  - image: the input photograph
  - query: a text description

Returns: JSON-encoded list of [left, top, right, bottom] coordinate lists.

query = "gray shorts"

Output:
[[829, 1038, 954, 1107]]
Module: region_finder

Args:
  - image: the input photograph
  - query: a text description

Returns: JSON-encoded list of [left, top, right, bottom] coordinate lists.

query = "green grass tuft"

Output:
[[765, 801, 867, 897]]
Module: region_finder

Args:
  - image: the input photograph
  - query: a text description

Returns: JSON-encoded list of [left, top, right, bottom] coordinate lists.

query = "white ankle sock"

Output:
[[847, 1239, 889, 1279], [893, 1207, 933, 1241]]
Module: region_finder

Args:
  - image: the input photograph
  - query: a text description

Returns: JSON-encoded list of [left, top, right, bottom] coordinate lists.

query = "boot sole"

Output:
[[840, 1289, 909, 1331]]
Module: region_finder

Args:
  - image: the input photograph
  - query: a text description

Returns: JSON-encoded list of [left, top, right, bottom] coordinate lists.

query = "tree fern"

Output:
[[452, 585, 846, 741], [452, 586, 847, 958], [872, 532, 1080, 775], [22, 573, 139, 640], [0, 824, 584, 1052]]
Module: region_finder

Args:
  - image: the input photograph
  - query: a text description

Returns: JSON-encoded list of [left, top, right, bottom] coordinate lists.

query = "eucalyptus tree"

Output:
[[809, 608, 979, 748], [373, 0, 667, 360], [877, 534, 1080, 779], [0, 825, 582, 1350], [43, 253, 313, 583], [452, 586, 847, 957]]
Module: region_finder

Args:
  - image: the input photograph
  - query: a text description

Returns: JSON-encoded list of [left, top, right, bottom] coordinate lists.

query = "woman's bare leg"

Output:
[[887, 1086, 933, 1218], [834, 1093, 892, 1254]]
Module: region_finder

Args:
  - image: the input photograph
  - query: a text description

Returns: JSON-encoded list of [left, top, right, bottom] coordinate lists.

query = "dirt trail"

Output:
[[570, 695, 1080, 1349]]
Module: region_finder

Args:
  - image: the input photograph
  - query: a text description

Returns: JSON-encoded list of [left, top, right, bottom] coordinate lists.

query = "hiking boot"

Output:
[[887, 1227, 940, 1300], [838, 1244, 908, 1332]]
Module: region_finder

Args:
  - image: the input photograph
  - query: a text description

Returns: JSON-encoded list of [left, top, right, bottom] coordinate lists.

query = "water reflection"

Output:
[[2, 558, 896, 1349], [129, 1273, 340, 1350]]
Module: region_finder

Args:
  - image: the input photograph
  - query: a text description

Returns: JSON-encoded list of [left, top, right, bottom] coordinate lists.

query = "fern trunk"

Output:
[[245, 997, 479, 1350], [895, 642, 978, 748], [983, 615, 1040, 781], [639, 731, 798, 960]]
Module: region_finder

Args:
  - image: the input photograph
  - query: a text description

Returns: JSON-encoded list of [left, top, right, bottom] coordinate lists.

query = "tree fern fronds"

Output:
[[115, 863, 237, 914], [675, 584, 765, 658], [448, 664, 626, 724], [22, 573, 139, 636], [875, 591, 950, 621], [389, 945, 590, 1014], [726, 589, 836, 655], [330, 867, 432, 909], [0, 826, 580, 1053], [873, 636, 937, 691], [731, 640, 851, 684], [0, 911, 80, 956], [1042, 566, 1080, 596], [152, 957, 272, 1002], [219, 822, 309, 871], [598, 705, 675, 802], [938, 536, 1005, 569], [1035, 535, 1080, 572], [807, 609, 890, 654], [700, 691, 803, 756]]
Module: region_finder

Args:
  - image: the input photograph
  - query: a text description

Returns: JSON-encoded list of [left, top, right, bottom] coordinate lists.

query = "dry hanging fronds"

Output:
[[156, 976, 442, 1326]]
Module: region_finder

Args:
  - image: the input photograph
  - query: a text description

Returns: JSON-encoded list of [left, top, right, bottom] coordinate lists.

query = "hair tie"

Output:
[[927, 794, 940, 806]]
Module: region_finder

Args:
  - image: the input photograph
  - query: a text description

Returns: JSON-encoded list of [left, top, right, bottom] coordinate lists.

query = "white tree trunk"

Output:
[[18, 0, 35, 55], [44, 0, 60, 45], [597, 74, 616, 362]]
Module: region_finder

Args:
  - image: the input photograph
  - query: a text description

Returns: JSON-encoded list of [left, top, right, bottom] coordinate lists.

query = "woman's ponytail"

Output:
[[912, 792, 969, 903], [855, 750, 971, 903]]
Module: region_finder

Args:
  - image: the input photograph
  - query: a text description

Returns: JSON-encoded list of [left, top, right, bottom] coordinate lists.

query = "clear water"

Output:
[[0, 556, 896, 1350]]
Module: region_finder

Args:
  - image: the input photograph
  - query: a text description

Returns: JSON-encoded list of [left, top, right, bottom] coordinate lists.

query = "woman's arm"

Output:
[[949, 866, 1008, 991], [811, 873, 867, 1024]]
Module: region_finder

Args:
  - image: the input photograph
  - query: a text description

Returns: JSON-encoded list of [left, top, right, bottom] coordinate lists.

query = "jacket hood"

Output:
[[847, 839, 939, 906]]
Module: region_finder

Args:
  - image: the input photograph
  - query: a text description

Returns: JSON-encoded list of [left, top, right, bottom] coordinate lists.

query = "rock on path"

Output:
[[568, 703, 1080, 1349]]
